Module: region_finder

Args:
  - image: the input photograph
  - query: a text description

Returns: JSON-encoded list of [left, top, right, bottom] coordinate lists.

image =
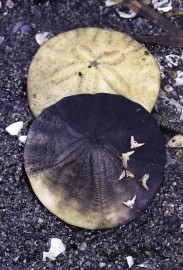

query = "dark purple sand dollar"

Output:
[[24, 94, 166, 229]]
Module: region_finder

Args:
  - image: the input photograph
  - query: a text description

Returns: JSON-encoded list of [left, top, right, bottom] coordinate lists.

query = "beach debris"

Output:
[[43, 238, 66, 261], [18, 135, 27, 144], [122, 195, 136, 209], [105, 0, 118, 6], [166, 54, 180, 66], [13, 21, 32, 35], [126, 255, 134, 268], [163, 84, 173, 92], [35, 32, 54, 46], [131, 136, 145, 149], [152, 0, 172, 12], [140, 174, 149, 190], [5, 121, 23, 136], [126, 170, 134, 178], [138, 261, 155, 269], [154, 90, 183, 123], [6, 0, 14, 8], [167, 135, 183, 148], [116, 8, 137, 19], [175, 71, 183, 86], [119, 170, 126, 180], [120, 151, 135, 169], [119, 170, 134, 180], [0, 36, 4, 45]]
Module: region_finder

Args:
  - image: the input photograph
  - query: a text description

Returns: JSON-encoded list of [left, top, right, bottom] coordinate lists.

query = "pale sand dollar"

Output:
[[24, 94, 165, 229], [27, 28, 160, 117]]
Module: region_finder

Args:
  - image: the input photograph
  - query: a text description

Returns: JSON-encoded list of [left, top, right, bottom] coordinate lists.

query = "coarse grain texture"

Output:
[[1, 0, 183, 269], [27, 27, 160, 117]]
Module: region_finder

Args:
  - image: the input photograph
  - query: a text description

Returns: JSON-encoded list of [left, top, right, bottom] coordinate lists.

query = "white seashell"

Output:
[[157, 6, 172, 12], [5, 121, 23, 135], [130, 136, 145, 149], [166, 54, 180, 66], [105, 0, 117, 7], [18, 135, 27, 144], [140, 174, 149, 190], [167, 135, 183, 148], [120, 151, 134, 169], [35, 32, 53, 46], [175, 71, 183, 86], [126, 256, 134, 268], [122, 195, 136, 209], [152, 0, 172, 12], [119, 170, 126, 180], [43, 238, 66, 261], [126, 170, 134, 178], [116, 8, 137, 19]]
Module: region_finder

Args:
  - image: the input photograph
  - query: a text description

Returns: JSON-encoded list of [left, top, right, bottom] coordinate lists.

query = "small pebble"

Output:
[[13, 21, 32, 34], [164, 84, 173, 92], [0, 36, 4, 45], [5, 121, 23, 135], [6, 0, 14, 8], [167, 135, 183, 148], [175, 71, 183, 86], [99, 262, 106, 268], [79, 242, 87, 251], [126, 255, 134, 268], [168, 70, 177, 79], [35, 32, 54, 46], [175, 149, 183, 158]]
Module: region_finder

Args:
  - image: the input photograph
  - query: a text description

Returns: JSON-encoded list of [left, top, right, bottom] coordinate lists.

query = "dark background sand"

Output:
[[0, 0, 183, 269]]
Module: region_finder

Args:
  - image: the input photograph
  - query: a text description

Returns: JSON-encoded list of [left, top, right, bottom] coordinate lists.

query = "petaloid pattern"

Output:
[[24, 94, 165, 229], [27, 28, 160, 116]]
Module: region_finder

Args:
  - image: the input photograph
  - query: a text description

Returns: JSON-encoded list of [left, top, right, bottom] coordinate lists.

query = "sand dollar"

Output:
[[27, 28, 160, 117], [24, 94, 165, 229]]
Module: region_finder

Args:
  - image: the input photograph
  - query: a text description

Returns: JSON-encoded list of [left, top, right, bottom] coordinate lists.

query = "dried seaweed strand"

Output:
[[114, 0, 183, 47], [135, 35, 183, 47]]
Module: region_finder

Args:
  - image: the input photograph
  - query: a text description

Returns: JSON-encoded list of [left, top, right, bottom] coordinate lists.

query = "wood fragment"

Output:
[[113, 0, 183, 47]]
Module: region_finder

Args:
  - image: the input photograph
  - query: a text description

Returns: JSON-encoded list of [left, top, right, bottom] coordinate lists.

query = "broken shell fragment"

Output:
[[24, 94, 166, 229], [126, 170, 134, 178], [119, 170, 126, 180], [140, 174, 149, 190], [167, 135, 183, 148], [43, 238, 66, 261], [123, 195, 136, 209], [5, 121, 23, 135], [119, 170, 134, 180], [120, 151, 135, 169], [130, 136, 145, 149], [116, 8, 137, 19], [126, 255, 134, 268], [27, 27, 160, 117], [18, 135, 27, 144]]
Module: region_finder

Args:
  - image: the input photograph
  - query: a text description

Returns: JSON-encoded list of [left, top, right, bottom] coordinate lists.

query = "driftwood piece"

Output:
[[113, 0, 183, 47]]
